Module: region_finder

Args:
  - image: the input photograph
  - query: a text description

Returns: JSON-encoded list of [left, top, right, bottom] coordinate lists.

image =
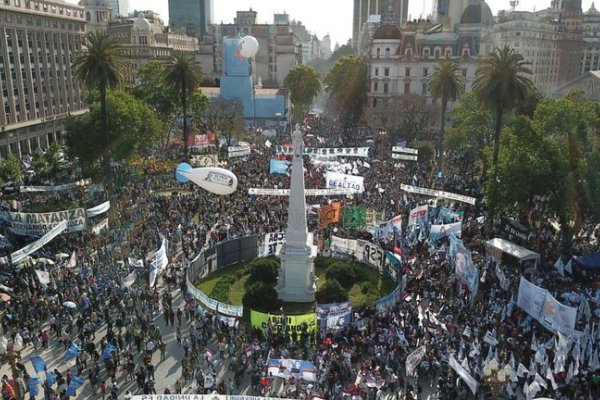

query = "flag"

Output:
[[34, 269, 50, 285], [546, 366, 558, 390], [534, 373, 547, 389], [553, 257, 564, 276], [45, 370, 57, 386], [128, 257, 144, 268], [565, 259, 572, 274], [30, 355, 46, 372], [102, 343, 117, 361], [28, 376, 41, 396], [66, 375, 84, 396], [63, 342, 81, 361], [67, 251, 77, 269], [517, 363, 529, 377]]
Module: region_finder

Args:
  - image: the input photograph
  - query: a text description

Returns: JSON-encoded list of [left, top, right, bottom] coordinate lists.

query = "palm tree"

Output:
[[473, 45, 533, 235], [72, 31, 124, 163], [427, 60, 465, 162], [165, 52, 203, 162]]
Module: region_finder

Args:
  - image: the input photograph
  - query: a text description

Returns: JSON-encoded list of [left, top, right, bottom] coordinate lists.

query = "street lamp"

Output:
[[377, 129, 387, 160]]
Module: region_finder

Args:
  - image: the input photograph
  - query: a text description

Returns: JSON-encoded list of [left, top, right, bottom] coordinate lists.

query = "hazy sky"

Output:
[[67, 0, 596, 47]]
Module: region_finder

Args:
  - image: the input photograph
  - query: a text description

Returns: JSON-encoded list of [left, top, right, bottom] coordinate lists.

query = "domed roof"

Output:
[[586, 2, 600, 14], [373, 24, 402, 40], [133, 12, 151, 32], [460, 3, 493, 25]]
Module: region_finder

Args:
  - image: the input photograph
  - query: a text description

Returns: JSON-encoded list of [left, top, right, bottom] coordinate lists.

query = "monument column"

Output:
[[277, 125, 317, 303]]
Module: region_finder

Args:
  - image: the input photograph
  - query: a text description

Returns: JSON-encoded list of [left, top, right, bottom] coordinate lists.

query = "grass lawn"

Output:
[[196, 257, 396, 308]]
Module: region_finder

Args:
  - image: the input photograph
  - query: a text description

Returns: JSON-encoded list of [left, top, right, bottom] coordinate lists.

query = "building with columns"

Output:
[[581, 2, 600, 73], [80, 0, 111, 33], [107, 11, 198, 85], [0, 0, 88, 159]]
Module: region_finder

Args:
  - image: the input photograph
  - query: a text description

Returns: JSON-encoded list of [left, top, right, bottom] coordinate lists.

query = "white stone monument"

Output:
[[277, 125, 317, 302]]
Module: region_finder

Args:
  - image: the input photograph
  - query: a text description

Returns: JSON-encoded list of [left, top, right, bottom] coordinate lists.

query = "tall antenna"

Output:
[[510, 0, 520, 11]]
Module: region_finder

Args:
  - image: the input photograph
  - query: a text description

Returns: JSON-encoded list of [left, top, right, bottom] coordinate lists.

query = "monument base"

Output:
[[277, 245, 316, 303]]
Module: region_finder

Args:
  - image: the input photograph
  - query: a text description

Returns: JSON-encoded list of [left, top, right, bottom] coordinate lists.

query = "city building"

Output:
[[556, 0, 584, 88], [196, 10, 302, 88], [168, 0, 213, 38], [107, 12, 198, 85], [366, 1, 492, 108], [200, 37, 288, 126], [555, 70, 600, 99], [80, 0, 111, 33], [108, 0, 128, 18], [581, 2, 600, 73], [353, 0, 409, 48], [0, 0, 88, 159]]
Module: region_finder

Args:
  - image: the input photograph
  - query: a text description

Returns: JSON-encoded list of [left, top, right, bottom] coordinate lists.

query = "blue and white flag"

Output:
[[63, 342, 81, 361], [102, 343, 117, 361], [428, 222, 462, 243], [438, 207, 464, 223], [269, 159, 290, 175], [45, 370, 57, 386], [66, 375, 84, 396], [28, 376, 41, 396], [30, 355, 46, 373]]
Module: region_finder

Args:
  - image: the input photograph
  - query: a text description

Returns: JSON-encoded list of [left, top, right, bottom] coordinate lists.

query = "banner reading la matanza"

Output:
[[251, 310, 317, 335]]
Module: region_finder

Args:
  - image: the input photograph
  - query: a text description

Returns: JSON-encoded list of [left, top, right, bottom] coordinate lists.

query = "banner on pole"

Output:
[[449, 354, 479, 394], [330, 235, 357, 255], [343, 207, 367, 228], [406, 346, 427, 376], [275, 146, 370, 158], [149, 235, 168, 287], [11, 220, 68, 264], [316, 301, 352, 337], [269, 159, 291, 175], [401, 184, 476, 205], [263, 231, 286, 256], [248, 188, 355, 196], [186, 278, 243, 317], [19, 179, 91, 192], [429, 222, 462, 242], [10, 208, 86, 236], [408, 205, 428, 226], [318, 202, 341, 229]]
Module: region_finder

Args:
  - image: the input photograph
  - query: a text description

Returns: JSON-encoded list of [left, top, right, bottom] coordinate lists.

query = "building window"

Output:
[[462, 68, 467, 77], [384, 68, 389, 77], [434, 48, 441, 57], [376, 48, 380, 58], [423, 47, 430, 56], [421, 83, 427, 95], [405, 48, 412, 56], [374, 82, 378, 92], [375, 67, 379, 76], [404, 82, 410, 94], [405, 67, 410, 77], [423, 67, 428, 77], [445, 48, 451, 57], [385, 47, 390, 57], [372, 98, 377, 108], [383, 83, 388, 94]]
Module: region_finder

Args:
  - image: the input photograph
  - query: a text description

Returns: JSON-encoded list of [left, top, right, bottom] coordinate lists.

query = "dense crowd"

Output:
[[0, 120, 598, 400]]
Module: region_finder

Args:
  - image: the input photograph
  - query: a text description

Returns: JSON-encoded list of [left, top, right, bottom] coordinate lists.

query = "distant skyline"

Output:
[[66, 0, 596, 48]]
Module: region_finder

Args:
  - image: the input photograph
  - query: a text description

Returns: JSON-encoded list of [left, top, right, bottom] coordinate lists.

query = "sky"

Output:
[[67, 0, 596, 48]]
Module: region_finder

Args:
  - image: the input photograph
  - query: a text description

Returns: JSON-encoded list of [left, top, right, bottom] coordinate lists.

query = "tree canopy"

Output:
[[284, 64, 322, 123], [325, 56, 368, 124]]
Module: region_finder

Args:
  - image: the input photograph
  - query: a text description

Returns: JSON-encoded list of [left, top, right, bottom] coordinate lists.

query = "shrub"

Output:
[[247, 258, 280, 286], [361, 281, 375, 294], [314, 256, 337, 270], [316, 279, 348, 304], [325, 262, 357, 288], [242, 281, 282, 312], [210, 275, 236, 303]]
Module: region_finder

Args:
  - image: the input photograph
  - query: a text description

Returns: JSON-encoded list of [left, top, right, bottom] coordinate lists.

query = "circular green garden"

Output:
[[196, 255, 396, 313]]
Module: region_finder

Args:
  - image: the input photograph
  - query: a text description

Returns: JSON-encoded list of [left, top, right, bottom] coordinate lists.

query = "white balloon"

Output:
[[239, 35, 259, 58], [179, 167, 238, 195], [483, 366, 492, 376]]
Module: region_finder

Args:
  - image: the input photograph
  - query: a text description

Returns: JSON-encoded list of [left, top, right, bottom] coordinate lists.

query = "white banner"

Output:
[[401, 184, 476, 205], [10, 208, 86, 236], [131, 396, 293, 400], [20, 179, 91, 192], [275, 146, 370, 158], [263, 231, 285, 256], [406, 346, 427, 376], [356, 239, 386, 272], [91, 218, 108, 234], [122, 271, 136, 288], [128, 257, 144, 268], [454, 244, 478, 294], [330, 235, 357, 255], [517, 277, 577, 335], [392, 146, 418, 155], [34, 269, 50, 285], [408, 204, 428, 226], [391, 153, 418, 161], [149, 235, 168, 287], [429, 222, 462, 242], [228, 145, 251, 158], [449, 354, 478, 395], [11, 220, 68, 264], [248, 188, 355, 196], [325, 171, 364, 194], [186, 278, 243, 317], [86, 201, 110, 218]]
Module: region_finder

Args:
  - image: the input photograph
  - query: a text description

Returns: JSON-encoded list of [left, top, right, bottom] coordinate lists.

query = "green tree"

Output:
[[65, 90, 163, 170], [242, 281, 282, 313], [165, 52, 203, 162], [205, 97, 244, 146], [0, 153, 23, 184], [72, 31, 125, 163], [315, 279, 349, 304], [445, 92, 493, 167], [427, 60, 465, 161], [325, 56, 368, 124], [473, 45, 533, 234], [284, 65, 322, 123]]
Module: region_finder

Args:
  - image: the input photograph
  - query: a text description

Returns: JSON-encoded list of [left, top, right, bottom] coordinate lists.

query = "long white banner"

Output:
[[19, 179, 91, 192], [330, 235, 357, 254], [228, 145, 251, 158], [392, 146, 418, 155], [186, 278, 243, 317], [10, 208, 86, 236], [263, 231, 285, 256], [132, 395, 288, 400], [449, 354, 478, 394], [356, 239, 386, 272], [401, 184, 476, 205], [406, 346, 427, 376], [86, 201, 110, 218], [248, 188, 355, 196], [325, 171, 364, 193], [517, 277, 577, 335], [11, 220, 68, 264], [275, 146, 370, 158], [392, 153, 418, 161]]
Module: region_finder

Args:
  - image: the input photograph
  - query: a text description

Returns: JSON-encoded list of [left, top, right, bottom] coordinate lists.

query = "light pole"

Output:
[[377, 129, 387, 160]]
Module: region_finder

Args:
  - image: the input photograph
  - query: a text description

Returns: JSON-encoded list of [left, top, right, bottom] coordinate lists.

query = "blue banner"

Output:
[[45, 370, 57, 386], [30, 355, 46, 373], [28, 376, 41, 396], [375, 284, 403, 313], [439, 207, 464, 223], [384, 251, 402, 282], [63, 342, 81, 361], [316, 301, 352, 337], [66, 375, 84, 396], [269, 159, 290, 175]]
